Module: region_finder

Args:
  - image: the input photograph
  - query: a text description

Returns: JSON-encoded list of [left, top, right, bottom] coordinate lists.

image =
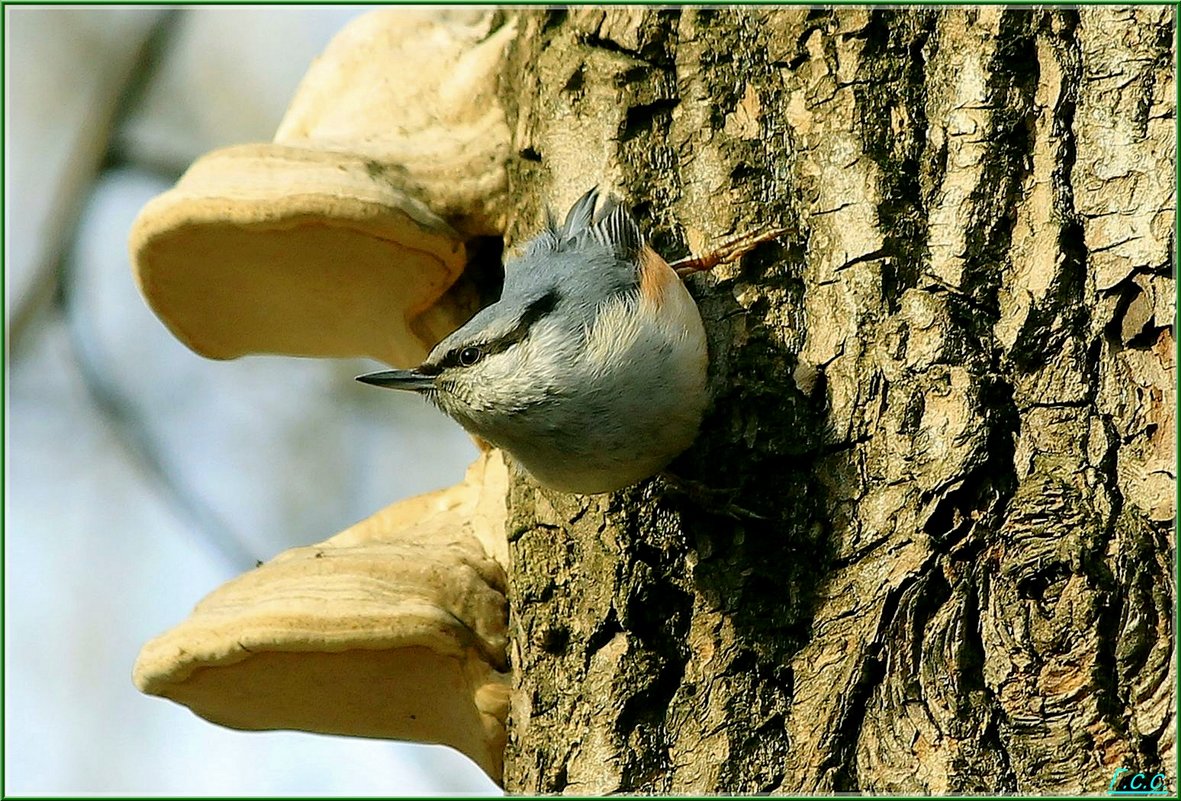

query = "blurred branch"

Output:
[[8, 9, 184, 358], [47, 8, 260, 572], [60, 263, 261, 572]]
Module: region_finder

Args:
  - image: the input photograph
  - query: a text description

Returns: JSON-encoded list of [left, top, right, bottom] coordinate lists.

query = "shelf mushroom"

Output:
[[129, 8, 520, 785], [134, 452, 512, 781], [129, 8, 515, 367]]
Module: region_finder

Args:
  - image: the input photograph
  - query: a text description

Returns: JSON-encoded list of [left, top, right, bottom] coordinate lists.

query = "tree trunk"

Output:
[[495, 7, 1175, 794]]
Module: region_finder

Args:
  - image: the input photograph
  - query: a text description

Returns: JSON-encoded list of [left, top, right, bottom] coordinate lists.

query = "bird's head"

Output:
[[356, 286, 580, 433], [358, 187, 650, 457]]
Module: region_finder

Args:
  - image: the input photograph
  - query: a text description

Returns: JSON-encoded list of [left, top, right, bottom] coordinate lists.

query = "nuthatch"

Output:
[[358, 188, 783, 494]]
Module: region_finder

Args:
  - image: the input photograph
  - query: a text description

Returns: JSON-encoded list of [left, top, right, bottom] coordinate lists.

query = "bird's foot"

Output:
[[657, 472, 768, 521], [671, 226, 790, 278]]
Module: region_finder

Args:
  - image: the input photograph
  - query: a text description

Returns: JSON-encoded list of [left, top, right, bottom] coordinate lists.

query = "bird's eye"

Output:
[[458, 346, 484, 367]]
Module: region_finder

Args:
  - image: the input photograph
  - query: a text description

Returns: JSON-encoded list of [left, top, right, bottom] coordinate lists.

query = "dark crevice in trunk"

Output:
[[855, 8, 937, 314]]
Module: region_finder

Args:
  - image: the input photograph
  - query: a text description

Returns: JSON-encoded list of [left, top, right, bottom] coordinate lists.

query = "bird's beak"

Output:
[[355, 369, 436, 392]]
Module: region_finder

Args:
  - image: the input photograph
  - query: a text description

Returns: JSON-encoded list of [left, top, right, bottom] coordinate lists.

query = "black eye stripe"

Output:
[[436, 289, 562, 370], [520, 289, 560, 327]]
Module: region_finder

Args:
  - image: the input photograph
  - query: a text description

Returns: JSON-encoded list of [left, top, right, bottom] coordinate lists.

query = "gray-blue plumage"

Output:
[[363, 187, 710, 494], [424, 189, 643, 371]]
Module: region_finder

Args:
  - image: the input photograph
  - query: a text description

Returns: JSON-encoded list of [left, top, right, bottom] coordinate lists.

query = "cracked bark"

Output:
[[493, 7, 1175, 794]]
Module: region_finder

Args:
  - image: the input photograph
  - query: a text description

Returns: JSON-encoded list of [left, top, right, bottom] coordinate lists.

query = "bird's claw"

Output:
[[672, 226, 790, 278], [657, 473, 769, 521]]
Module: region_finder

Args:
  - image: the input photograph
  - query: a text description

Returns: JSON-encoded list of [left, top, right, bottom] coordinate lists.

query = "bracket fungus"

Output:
[[128, 9, 515, 367], [130, 9, 521, 785], [135, 452, 512, 781]]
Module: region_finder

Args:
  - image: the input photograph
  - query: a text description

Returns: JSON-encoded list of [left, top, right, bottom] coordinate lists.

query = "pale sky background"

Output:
[[4, 6, 497, 794]]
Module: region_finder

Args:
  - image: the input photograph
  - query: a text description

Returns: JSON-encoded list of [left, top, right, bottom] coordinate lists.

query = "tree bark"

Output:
[[495, 7, 1175, 794]]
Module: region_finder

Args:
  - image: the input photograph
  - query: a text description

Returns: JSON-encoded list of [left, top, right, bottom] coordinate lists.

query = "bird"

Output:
[[357, 188, 784, 495]]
